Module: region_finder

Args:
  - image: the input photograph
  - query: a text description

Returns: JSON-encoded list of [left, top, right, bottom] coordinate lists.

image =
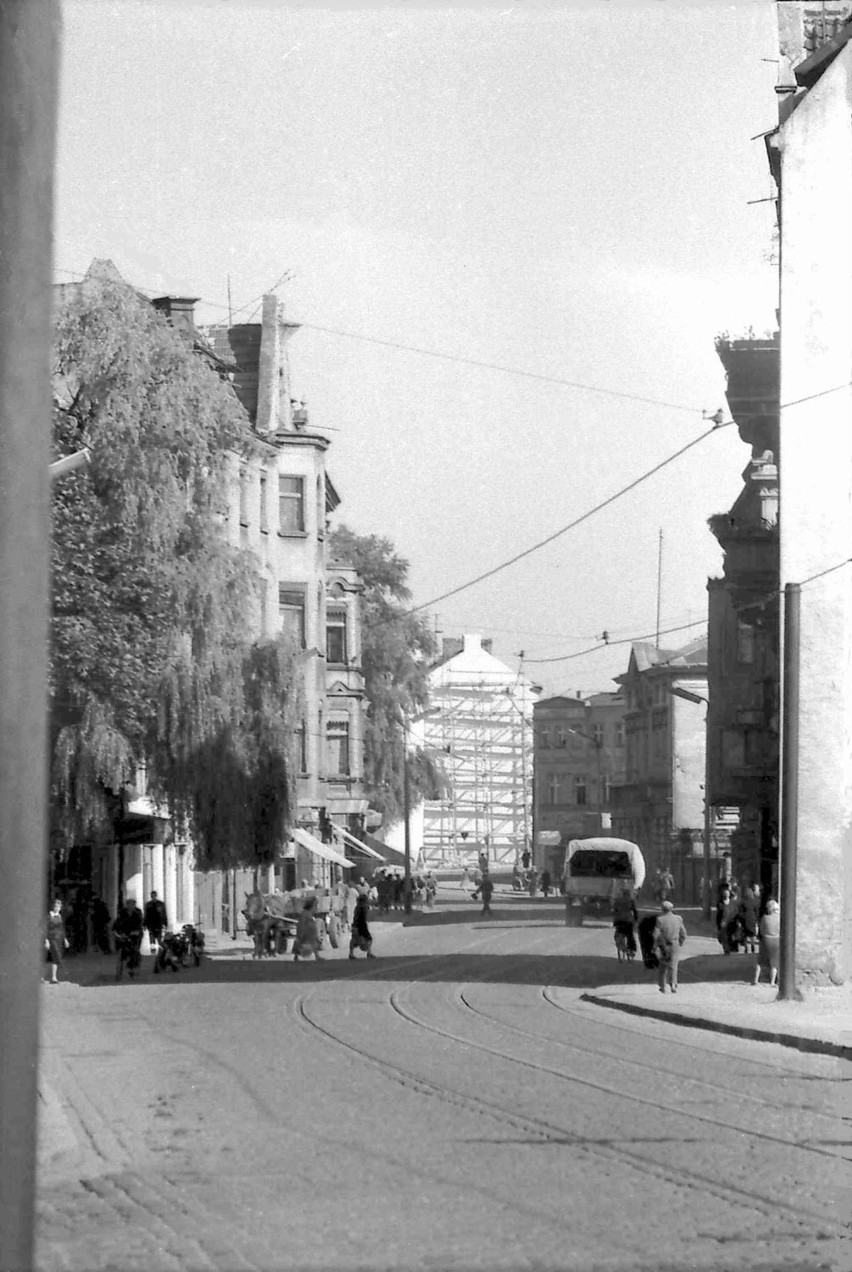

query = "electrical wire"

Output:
[[526, 618, 707, 666], [405, 423, 730, 617], [298, 322, 706, 414]]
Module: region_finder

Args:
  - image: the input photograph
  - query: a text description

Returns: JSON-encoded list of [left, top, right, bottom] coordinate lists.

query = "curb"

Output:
[[580, 992, 852, 1060]]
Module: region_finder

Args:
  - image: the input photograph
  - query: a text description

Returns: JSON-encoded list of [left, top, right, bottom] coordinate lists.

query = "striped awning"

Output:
[[292, 826, 355, 869]]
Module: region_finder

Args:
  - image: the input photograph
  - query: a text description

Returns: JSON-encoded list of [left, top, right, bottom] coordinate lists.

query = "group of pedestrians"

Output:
[[716, 879, 780, 986]]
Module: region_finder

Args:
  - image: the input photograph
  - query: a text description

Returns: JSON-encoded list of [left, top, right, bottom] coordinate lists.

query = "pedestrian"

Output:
[[479, 873, 494, 917], [521, 847, 531, 872], [652, 899, 687, 993], [611, 887, 638, 955], [112, 897, 144, 976], [540, 867, 552, 898], [392, 872, 404, 911], [143, 890, 168, 953], [293, 897, 323, 961], [44, 897, 69, 984], [425, 873, 436, 909], [348, 887, 375, 959], [90, 895, 112, 954], [659, 867, 674, 902], [527, 867, 539, 898], [345, 880, 359, 930], [753, 898, 780, 986], [741, 883, 761, 954]]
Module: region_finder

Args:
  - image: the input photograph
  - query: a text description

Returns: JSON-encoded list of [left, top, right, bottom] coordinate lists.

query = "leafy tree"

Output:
[[51, 278, 300, 867], [329, 526, 444, 825]]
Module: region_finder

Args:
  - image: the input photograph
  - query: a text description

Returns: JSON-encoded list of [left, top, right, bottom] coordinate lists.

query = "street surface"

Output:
[[36, 894, 852, 1272]]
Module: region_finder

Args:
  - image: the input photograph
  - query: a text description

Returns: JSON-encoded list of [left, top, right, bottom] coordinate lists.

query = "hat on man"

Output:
[[661, 900, 674, 912]]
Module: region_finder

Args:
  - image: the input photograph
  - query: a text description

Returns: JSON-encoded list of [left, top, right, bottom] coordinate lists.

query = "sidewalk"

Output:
[[581, 910, 852, 1060]]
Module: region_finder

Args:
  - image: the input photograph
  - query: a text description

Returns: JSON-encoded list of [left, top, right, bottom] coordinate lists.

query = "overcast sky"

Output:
[[57, 0, 780, 696]]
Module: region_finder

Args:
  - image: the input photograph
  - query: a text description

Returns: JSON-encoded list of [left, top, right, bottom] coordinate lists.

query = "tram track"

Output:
[[293, 939, 849, 1238]]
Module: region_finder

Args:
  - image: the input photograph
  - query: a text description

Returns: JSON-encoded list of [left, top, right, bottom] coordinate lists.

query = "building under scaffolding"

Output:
[[417, 634, 540, 873]]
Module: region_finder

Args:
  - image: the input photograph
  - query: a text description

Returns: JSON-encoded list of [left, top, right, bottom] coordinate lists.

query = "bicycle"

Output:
[[114, 933, 142, 981], [613, 922, 636, 962]]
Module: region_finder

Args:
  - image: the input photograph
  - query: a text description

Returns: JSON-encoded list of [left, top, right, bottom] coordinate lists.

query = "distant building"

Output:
[[532, 691, 626, 879], [610, 639, 727, 897]]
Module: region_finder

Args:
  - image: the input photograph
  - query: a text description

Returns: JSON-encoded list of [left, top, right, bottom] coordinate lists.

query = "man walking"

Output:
[[143, 890, 168, 952], [480, 872, 494, 918], [652, 900, 686, 993]]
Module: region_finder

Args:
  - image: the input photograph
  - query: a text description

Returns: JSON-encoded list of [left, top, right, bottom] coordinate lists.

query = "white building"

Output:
[[387, 635, 539, 872]]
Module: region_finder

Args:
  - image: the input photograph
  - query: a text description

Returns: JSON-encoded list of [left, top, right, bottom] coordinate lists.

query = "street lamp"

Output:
[[667, 685, 712, 920]]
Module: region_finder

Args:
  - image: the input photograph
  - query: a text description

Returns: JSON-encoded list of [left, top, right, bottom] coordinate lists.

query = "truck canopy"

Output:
[[563, 838, 646, 892]]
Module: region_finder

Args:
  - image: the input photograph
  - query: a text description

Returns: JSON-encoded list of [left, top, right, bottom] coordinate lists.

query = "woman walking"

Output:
[[753, 898, 781, 986], [349, 888, 375, 959], [44, 898, 69, 984]]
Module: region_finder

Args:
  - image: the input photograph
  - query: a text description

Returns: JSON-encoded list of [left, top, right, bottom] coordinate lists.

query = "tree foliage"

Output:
[[329, 525, 444, 825], [51, 279, 300, 867]]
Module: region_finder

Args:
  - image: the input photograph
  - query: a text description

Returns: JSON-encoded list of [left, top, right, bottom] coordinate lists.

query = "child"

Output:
[[753, 898, 780, 986]]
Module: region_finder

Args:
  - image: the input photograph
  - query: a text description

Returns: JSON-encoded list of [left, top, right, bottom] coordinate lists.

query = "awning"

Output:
[[292, 826, 355, 869], [336, 827, 386, 861]]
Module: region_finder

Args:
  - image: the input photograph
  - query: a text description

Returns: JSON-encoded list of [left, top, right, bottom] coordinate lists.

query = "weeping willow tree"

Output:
[[51, 278, 301, 868], [329, 525, 445, 826]]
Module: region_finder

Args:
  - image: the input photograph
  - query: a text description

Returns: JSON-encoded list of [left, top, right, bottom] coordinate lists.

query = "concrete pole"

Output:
[[778, 583, 802, 1002], [0, 5, 60, 1270], [403, 729, 412, 915], [703, 712, 712, 921]]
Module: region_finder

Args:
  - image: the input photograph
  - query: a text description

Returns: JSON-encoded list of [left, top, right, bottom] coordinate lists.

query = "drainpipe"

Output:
[[778, 582, 802, 1001], [0, 7, 60, 1270]]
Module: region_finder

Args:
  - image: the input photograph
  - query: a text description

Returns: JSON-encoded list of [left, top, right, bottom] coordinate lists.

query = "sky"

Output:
[[56, 0, 780, 697]]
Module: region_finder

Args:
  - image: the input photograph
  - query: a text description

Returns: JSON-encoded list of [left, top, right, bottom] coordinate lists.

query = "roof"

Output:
[[617, 637, 708, 684], [795, 15, 852, 88]]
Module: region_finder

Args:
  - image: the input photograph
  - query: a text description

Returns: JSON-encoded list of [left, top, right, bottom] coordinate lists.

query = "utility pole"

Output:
[[403, 726, 412, 915], [0, 7, 60, 1271], [778, 583, 802, 1002]]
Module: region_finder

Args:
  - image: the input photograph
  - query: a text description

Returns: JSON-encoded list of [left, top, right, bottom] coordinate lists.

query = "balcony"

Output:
[[715, 333, 779, 458]]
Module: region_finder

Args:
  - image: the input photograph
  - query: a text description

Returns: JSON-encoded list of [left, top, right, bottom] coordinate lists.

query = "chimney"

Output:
[[151, 295, 198, 337]]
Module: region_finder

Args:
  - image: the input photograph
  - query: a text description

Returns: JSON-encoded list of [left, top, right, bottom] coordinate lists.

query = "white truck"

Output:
[[562, 837, 646, 926]]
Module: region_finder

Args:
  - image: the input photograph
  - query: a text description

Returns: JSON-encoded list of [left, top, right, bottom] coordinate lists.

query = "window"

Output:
[[614, 721, 625, 747], [296, 721, 308, 773], [259, 470, 268, 533], [326, 608, 347, 663], [592, 722, 604, 746], [538, 725, 550, 749], [326, 719, 350, 776], [554, 725, 568, 748], [239, 467, 249, 527], [575, 775, 587, 806], [602, 775, 613, 804], [547, 774, 561, 805], [278, 475, 305, 534], [737, 618, 755, 664], [278, 588, 305, 649]]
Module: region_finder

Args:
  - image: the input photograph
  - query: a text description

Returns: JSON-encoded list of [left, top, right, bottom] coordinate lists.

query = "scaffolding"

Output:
[[420, 648, 536, 872]]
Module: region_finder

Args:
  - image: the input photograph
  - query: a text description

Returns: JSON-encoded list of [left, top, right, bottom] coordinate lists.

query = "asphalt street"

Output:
[[36, 894, 852, 1272]]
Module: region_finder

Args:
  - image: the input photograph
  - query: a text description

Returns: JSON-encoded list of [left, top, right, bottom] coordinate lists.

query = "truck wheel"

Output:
[[326, 915, 340, 949]]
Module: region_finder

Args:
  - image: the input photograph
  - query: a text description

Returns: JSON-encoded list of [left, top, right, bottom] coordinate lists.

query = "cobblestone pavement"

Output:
[[36, 891, 852, 1272]]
